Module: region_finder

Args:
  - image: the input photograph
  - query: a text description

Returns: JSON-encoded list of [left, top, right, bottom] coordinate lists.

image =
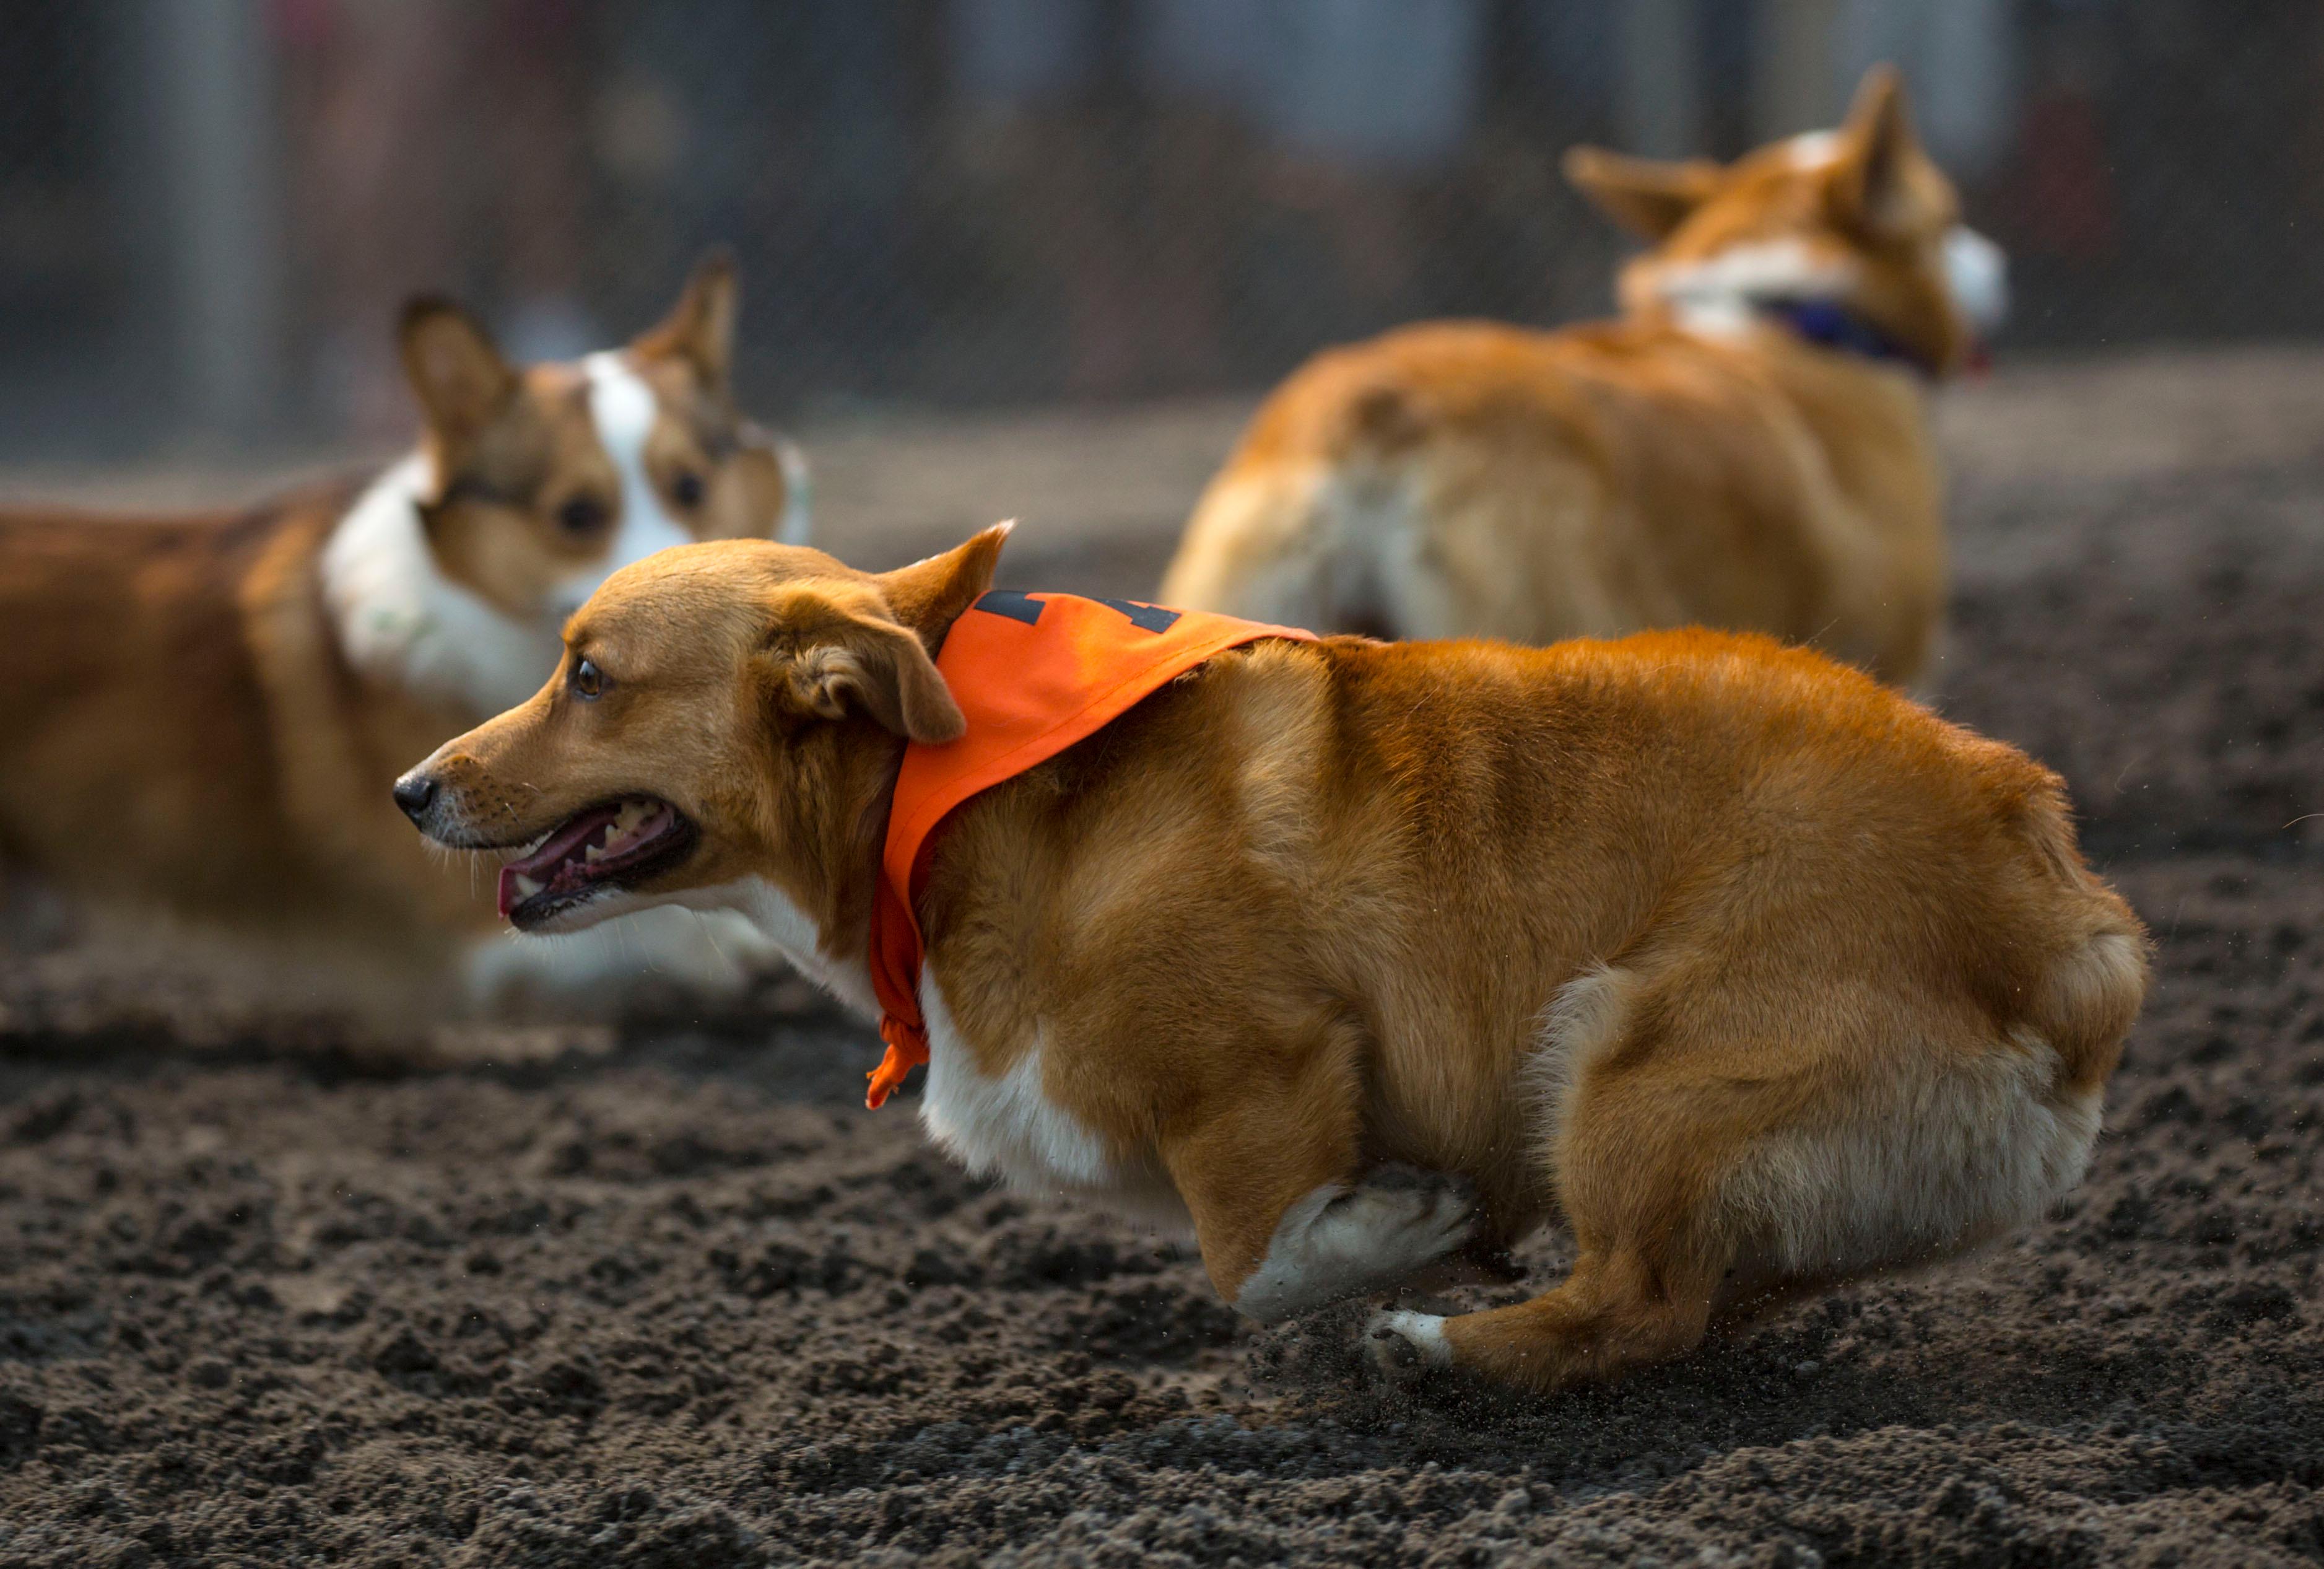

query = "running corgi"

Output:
[[0, 255, 808, 1007], [396, 527, 2145, 1394], [1160, 66, 2006, 688]]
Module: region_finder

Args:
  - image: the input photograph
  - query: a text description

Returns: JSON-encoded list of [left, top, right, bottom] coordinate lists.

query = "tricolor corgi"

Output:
[[395, 527, 2146, 1395], [1160, 66, 2006, 688], [0, 255, 809, 1008]]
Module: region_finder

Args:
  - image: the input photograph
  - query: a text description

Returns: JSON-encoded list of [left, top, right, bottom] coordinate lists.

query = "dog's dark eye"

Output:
[[669, 470, 705, 509], [572, 658, 605, 699], [556, 497, 608, 537]]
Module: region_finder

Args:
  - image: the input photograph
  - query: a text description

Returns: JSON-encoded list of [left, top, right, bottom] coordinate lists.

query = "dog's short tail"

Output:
[[2009, 785, 2151, 1093]]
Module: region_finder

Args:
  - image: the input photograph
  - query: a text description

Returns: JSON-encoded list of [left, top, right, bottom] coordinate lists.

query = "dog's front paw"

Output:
[[1365, 1308, 1454, 1386], [1237, 1168, 1482, 1324], [1343, 1165, 1478, 1260]]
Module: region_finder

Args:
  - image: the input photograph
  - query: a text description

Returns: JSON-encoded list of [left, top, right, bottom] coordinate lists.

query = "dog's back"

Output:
[[0, 500, 287, 912], [1010, 627, 2139, 1137]]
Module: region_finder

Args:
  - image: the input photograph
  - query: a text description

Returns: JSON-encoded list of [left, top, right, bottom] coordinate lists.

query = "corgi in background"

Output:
[[1160, 66, 2006, 689], [0, 254, 808, 1011]]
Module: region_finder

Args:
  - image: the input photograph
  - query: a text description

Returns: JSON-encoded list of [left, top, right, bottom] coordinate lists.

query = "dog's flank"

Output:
[[398, 526, 2145, 1397]]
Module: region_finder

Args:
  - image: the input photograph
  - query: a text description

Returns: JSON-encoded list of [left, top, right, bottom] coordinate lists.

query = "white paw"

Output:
[[1365, 1309, 1453, 1384], [1334, 1165, 1478, 1258], [1235, 1168, 1480, 1324]]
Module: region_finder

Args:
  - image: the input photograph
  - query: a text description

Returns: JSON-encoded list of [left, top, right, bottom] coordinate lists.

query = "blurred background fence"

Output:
[[1, 0, 2318, 458]]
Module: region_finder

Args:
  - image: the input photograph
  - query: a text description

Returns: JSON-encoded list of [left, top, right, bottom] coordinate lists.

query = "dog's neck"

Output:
[[696, 728, 905, 1021], [1660, 283, 1939, 379], [693, 872, 884, 1018], [1645, 225, 2001, 380], [1752, 297, 1935, 375], [319, 453, 567, 719]]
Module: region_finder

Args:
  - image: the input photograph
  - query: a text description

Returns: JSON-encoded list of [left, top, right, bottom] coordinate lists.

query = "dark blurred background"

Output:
[[0, 0, 2315, 457]]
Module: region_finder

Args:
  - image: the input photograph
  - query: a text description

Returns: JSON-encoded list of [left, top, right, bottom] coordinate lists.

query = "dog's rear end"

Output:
[[1395, 676, 2146, 1388]]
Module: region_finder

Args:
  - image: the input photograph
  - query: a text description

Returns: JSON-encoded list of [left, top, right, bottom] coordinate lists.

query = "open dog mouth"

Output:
[[495, 797, 697, 929]]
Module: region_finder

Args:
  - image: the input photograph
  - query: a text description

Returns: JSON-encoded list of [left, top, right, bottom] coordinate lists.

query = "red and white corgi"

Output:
[[396, 527, 2146, 1395], [1160, 66, 2006, 688], [0, 255, 807, 1007]]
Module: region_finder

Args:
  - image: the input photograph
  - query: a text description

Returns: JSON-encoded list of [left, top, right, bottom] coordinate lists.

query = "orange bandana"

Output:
[[864, 591, 1315, 1108]]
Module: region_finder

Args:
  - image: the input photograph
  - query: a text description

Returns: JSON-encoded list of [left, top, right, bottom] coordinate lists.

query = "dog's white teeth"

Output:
[[514, 873, 544, 899], [598, 800, 656, 856], [583, 843, 605, 863]]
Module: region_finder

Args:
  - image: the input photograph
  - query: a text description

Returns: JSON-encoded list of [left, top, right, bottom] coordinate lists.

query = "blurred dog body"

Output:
[[0, 258, 807, 1010], [395, 528, 2144, 1396], [1160, 67, 2005, 688]]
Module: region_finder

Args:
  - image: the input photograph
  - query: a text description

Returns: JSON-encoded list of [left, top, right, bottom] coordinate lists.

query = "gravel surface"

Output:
[[2, 354, 2322, 1565]]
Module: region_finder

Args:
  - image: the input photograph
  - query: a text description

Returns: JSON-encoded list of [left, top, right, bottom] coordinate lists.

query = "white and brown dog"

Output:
[[1160, 66, 2005, 688], [0, 255, 807, 1007], [396, 527, 2146, 1395]]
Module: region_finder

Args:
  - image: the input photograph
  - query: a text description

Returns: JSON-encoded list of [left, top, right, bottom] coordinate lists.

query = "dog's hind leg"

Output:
[[1354, 960, 1729, 1389], [1157, 1042, 1481, 1325], [1369, 955, 2113, 1394], [1367, 1060, 1734, 1392], [1370, 1238, 1721, 1391]]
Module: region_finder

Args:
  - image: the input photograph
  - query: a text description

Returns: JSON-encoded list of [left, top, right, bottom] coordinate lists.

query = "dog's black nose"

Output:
[[391, 774, 435, 823]]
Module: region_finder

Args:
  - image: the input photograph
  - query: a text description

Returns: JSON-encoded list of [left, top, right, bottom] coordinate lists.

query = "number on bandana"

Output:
[[973, 591, 1181, 635], [1089, 596, 1182, 633]]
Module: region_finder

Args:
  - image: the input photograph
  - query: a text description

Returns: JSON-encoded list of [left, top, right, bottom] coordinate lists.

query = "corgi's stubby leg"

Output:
[[1368, 1044, 1731, 1390], [1370, 1246, 1718, 1390], [1366, 958, 1738, 1389], [1157, 1066, 1479, 1324], [1370, 931, 2133, 1394]]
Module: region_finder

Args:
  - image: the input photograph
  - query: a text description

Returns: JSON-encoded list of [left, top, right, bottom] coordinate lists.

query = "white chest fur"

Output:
[[917, 983, 1112, 1189], [918, 982, 1188, 1225], [682, 873, 1113, 1192], [673, 875, 1183, 1221], [672, 874, 881, 1019]]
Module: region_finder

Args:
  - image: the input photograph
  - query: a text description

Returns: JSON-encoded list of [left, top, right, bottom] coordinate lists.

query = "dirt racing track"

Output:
[[1, 349, 2322, 1565]]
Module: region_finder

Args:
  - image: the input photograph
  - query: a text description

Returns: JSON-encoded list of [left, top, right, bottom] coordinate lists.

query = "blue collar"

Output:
[[1757, 298, 1933, 375]]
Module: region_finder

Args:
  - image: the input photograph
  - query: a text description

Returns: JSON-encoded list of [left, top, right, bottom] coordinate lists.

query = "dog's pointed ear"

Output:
[[788, 598, 966, 745], [877, 521, 1014, 643], [634, 248, 739, 389], [770, 523, 1011, 745], [1563, 148, 1723, 242], [399, 297, 517, 454], [1827, 64, 1937, 240]]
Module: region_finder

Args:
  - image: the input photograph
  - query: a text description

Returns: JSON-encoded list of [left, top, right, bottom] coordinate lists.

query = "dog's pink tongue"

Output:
[[495, 805, 620, 919]]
